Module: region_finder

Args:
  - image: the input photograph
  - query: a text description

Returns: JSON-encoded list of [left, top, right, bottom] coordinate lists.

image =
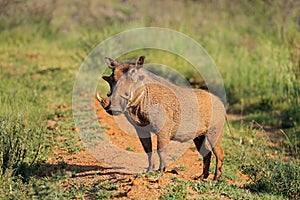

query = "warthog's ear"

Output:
[[135, 56, 145, 68], [105, 57, 119, 69]]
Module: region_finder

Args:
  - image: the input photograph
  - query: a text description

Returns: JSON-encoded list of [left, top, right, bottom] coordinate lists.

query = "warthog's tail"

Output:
[[225, 114, 235, 139]]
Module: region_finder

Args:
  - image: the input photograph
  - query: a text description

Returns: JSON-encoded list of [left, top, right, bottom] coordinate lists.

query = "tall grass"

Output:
[[0, 68, 47, 176], [0, 18, 77, 197], [71, 0, 300, 128]]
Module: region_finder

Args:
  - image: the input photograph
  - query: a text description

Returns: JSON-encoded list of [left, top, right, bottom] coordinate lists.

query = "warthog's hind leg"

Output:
[[157, 137, 169, 172], [156, 122, 172, 172], [193, 135, 211, 180], [211, 132, 224, 181]]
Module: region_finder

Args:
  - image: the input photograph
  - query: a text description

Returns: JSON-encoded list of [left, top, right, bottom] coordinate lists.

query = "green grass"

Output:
[[126, 146, 135, 152], [187, 180, 287, 200], [64, 179, 119, 199], [242, 159, 299, 199], [161, 182, 188, 200], [173, 165, 188, 172], [0, 0, 299, 198], [224, 123, 299, 199]]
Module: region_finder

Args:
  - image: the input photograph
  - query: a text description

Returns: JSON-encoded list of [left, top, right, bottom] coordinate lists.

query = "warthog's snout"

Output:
[[108, 107, 123, 116], [111, 110, 122, 116], [96, 93, 113, 115], [106, 109, 113, 115]]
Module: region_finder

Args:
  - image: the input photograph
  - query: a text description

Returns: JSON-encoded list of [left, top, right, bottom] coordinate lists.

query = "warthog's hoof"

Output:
[[213, 174, 222, 181], [194, 173, 209, 180], [159, 167, 166, 172], [170, 169, 179, 175], [146, 166, 155, 173]]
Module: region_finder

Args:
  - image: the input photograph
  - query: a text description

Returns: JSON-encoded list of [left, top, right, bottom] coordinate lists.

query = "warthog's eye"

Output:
[[120, 94, 129, 100]]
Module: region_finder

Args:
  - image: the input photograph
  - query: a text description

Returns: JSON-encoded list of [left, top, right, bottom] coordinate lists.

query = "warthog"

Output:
[[98, 56, 231, 181]]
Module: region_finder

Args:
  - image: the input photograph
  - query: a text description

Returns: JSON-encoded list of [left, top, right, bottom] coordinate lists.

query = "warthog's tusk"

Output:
[[96, 93, 103, 102], [128, 91, 133, 103]]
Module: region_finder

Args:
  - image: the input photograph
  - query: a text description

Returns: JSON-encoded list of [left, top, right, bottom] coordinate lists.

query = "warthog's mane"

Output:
[[138, 68, 198, 100], [123, 59, 136, 64], [140, 68, 189, 89]]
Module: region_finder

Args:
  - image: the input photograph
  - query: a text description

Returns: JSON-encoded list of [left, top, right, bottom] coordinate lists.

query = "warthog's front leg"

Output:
[[140, 137, 154, 172], [136, 129, 154, 172]]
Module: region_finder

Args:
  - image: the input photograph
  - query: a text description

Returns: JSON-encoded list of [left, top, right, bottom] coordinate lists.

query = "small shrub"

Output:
[[242, 159, 300, 199], [160, 183, 188, 200], [0, 117, 45, 177], [126, 146, 135, 152], [88, 180, 119, 199], [0, 172, 68, 199], [281, 107, 299, 128], [95, 190, 113, 200], [173, 165, 188, 171]]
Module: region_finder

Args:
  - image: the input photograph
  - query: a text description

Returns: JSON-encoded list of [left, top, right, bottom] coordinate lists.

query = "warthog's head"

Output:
[[102, 56, 145, 97], [99, 56, 145, 115], [108, 61, 146, 116]]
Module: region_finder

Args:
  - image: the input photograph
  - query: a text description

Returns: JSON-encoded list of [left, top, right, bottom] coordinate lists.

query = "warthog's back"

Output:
[[141, 70, 225, 141]]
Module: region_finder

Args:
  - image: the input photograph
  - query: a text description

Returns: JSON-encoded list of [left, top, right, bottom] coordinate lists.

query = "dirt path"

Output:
[[58, 101, 248, 199]]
